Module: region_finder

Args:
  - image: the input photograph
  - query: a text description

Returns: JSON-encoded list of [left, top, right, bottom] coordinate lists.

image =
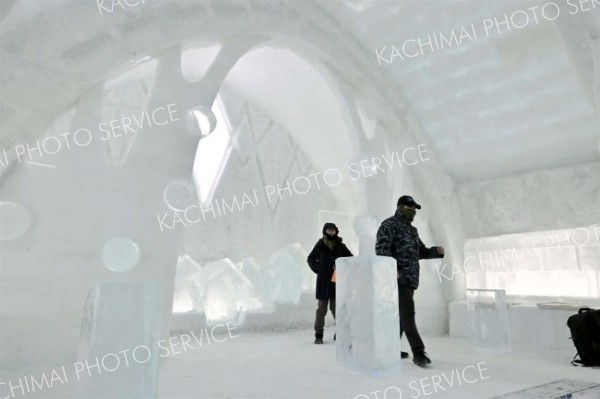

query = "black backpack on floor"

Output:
[[567, 307, 600, 367]]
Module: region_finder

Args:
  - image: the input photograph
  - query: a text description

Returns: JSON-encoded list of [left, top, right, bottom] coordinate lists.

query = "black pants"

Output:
[[314, 298, 335, 336], [398, 285, 425, 355]]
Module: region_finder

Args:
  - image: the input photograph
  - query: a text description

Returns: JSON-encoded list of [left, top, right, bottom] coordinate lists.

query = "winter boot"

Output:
[[315, 333, 324, 344], [413, 352, 431, 367]]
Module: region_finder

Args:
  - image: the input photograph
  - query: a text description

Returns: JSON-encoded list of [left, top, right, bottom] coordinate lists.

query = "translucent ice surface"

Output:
[[353, 214, 379, 255], [263, 245, 306, 305], [258, 266, 278, 306], [281, 243, 315, 293], [236, 257, 272, 309], [466, 289, 511, 352], [189, 258, 258, 325], [465, 227, 600, 298], [172, 255, 202, 313], [101, 236, 141, 272], [336, 255, 401, 372], [76, 281, 162, 399]]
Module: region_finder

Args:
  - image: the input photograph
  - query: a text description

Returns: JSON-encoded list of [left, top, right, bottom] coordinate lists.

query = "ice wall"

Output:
[[412, 218, 449, 335], [0, 53, 198, 368], [457, 162, 600, 238]]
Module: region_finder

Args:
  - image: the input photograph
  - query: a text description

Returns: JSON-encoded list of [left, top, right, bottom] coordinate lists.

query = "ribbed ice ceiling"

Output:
[[327, 0, 600, 182]]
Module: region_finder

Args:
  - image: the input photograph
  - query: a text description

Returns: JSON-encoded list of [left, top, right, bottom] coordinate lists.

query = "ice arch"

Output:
[[173, 42, 372, 322], [0, 0, 466, 370]]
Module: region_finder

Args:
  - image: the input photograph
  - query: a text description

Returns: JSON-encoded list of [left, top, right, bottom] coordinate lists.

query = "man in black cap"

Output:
[[307, 222, 353, 344], [375, 195, 444, 367]]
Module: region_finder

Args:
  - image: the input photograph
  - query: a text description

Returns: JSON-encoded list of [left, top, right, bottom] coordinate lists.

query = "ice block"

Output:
[[75, 281, 162, 399], [466, 288, 511, 352], [335, 255, 401, 372]]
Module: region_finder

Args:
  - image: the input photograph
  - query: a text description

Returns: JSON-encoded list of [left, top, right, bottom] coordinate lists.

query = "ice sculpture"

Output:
[[101, 236, 141, 272], [172, 255, 202, 313], [236, 257, 272, 309], [258, 266, 278, 306], [277, 243, 314, 293], [236, 257, 261, 294], [336, 256, 401, 372], [263, 245, 305, 305], [466, 289, 511, 352], [75, 281, 162, 399], [188, 258, 258, 325]]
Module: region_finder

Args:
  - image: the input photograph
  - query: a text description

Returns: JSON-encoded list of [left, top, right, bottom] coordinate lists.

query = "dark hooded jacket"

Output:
[[375, 209, 443, 289], [307, 223, 353, 300]]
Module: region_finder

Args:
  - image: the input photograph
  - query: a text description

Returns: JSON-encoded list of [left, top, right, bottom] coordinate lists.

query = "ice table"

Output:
[[466, 288, 511, 352]]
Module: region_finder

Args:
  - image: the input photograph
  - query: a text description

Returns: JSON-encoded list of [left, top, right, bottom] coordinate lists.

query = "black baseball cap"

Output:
[[397, 195, 421, 209]]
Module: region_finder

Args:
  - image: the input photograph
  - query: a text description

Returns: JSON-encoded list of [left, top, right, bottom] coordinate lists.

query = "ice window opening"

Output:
[[192, 95, 233, 204], [463, 224, 600, 299]]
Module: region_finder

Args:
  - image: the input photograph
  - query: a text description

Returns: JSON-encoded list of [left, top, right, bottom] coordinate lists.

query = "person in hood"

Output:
[[307, 222, 353, 344], [375, 195, 444, 367]]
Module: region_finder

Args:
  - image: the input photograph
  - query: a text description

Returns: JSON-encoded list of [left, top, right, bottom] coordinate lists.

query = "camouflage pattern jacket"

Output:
[[375, 209, 443, 289]]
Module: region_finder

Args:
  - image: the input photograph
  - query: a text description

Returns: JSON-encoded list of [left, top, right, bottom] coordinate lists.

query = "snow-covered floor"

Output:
[[2, 328, 597, 399], [157, 328, 599, 399]]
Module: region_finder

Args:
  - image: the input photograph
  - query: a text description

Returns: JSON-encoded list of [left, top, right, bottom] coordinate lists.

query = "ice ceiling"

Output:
[[331, 0, 600, 181], [1, 0, 599, 183]]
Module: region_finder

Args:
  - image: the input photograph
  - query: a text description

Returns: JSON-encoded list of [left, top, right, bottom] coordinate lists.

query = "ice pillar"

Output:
[[336, 255, 401, 372]]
